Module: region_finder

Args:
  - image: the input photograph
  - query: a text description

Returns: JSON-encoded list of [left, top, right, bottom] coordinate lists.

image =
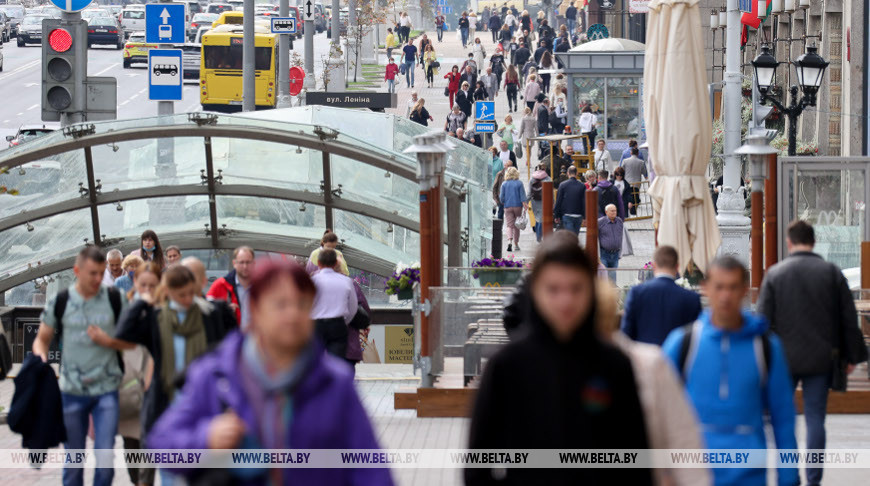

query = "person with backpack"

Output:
[[662, 256, 799, 486], [32, 245, 130, 486], [553, 165, 586, 235], [594, 170, 625, 218], [528, 164, 551, 242]]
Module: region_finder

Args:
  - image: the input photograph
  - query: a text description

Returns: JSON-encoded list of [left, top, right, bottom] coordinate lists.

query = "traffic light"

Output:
[[42, 19, 87, 122]]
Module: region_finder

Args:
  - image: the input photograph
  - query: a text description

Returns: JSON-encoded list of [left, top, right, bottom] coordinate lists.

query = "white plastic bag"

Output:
[[515, 209, 528, 231]]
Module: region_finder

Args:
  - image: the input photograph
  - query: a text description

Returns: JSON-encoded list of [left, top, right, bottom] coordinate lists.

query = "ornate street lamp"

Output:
[[735, 134, 778, 287], [751, 44, 829, 156]]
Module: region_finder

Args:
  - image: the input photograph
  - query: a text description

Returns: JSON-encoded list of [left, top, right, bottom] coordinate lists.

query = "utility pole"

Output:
[[277, 0, 291, 107], [331, 0, 339, 49], [347, 0, 358, 82], [242, 0, 255, 111], [303, 0, 315, 89], [716, 0, 750, 261]]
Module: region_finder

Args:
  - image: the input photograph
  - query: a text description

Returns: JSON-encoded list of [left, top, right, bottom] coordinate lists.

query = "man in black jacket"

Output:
[[514, 42, 531, 70], [534, 41, 548, 64], [460, 65, 477, 92], [553, 166, 586, 234], [536, 98, 550, 135], [594, 170, 624, 217], [456, 81, 473, 117], [757, 220, 869, 486]]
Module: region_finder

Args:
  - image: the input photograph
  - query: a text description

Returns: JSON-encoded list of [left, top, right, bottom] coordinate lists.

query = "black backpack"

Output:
[[54, 287, 125, 373]]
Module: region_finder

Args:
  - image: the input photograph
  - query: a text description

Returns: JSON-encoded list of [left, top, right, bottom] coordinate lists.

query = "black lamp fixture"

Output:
[[751, 44, 829, 156]]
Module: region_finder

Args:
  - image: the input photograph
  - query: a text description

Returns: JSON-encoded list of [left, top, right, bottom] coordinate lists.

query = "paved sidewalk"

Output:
[[379, 30, 657, 266]]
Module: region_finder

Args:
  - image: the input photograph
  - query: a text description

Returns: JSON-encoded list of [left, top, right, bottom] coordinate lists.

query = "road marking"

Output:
[[126, 73, 140, 77], [0, 60, 40, 81], [93, 64, 119, 76], [24, 82, 37, 87], [16, 113, 23, 116], [26, 104, 38, 111], [120, 100, 130, 106], [2, 120, 8, 124], [138, 88, 147, 94], [130, 94, 139, 100]]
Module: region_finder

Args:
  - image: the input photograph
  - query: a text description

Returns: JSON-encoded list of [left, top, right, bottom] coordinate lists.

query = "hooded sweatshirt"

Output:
[[662, 310, 799, 486], [467, 297, 653, 485], [594, 179, 625, 219]]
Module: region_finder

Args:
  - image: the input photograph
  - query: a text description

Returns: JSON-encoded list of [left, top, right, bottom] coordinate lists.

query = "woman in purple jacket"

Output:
[[147, 259, 393, 486]]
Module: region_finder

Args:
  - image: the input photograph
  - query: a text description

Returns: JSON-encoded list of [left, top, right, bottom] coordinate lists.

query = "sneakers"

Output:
[[515, 244, 521, 251], [506, 244, 512, 252]]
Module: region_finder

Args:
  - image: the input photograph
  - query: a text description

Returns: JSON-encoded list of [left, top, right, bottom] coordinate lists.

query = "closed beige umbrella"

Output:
[[643, 0, 721, 274]]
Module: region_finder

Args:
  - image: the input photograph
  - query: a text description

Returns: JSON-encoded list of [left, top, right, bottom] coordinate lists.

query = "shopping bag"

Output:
[[400, 63, 406, 75], [515, 209, 528, 230], [515, 143, 523, 159], [527, 207, 536, 229]]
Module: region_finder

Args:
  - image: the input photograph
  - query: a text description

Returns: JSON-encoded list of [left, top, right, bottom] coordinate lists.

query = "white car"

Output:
[[120, 6, 146, 38]]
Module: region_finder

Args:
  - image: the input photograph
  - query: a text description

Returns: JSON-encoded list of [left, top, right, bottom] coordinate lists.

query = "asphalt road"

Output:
[[0, 30, 331, 141]]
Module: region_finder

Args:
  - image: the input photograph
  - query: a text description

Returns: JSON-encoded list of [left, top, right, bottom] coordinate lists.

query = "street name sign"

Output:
[[271, 17, 297, 34], [475, 122, 496, 133], [148, 49, 183, 101], [305, 92, 396, 109], [145, 3, 186, 44], [51, 0, 93, 13], [475, 100, 494, 121]]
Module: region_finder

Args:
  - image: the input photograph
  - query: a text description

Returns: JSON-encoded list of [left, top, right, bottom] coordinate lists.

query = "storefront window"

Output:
[[606, 77, 642, 139], [572, 77, 605, 130]]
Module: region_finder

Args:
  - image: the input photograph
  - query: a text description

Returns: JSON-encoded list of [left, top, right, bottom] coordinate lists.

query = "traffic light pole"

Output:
[[276, 0, 291, 107], [157, 0, 174, 118], [59, 11, 85, 127]]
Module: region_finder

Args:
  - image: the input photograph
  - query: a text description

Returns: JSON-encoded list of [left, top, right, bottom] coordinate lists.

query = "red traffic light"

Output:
[[48, 28, 73, 53]]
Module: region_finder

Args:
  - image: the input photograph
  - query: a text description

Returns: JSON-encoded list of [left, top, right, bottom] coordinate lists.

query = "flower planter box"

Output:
[[476, 269, 523, 287], [396, 288, 414, 300]]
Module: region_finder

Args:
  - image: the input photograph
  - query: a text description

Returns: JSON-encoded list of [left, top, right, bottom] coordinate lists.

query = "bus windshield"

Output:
[[204, 45, 272, 70]]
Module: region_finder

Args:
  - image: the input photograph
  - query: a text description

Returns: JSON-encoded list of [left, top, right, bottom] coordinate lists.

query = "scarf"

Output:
[[157, 300, 207, 400]]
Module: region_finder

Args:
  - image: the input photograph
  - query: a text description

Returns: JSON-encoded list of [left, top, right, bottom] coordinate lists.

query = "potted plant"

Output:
[[472, 256, 526, 286], [385, 262, 421, 300]]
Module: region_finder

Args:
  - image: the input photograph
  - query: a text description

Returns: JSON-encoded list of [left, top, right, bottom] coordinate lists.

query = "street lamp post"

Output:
[[751, 45, 829, 156], [735, 134, 778, 288]]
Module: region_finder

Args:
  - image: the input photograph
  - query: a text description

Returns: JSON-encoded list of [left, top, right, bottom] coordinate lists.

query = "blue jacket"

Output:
[[662, 311, 799, 486], [499, 179, 526, 208], [553, 177, 586, 219], [621, 276, 701, 345]]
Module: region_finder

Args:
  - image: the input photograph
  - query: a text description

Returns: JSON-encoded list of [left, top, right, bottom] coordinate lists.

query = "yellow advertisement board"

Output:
[[384, 325, 415, 363]]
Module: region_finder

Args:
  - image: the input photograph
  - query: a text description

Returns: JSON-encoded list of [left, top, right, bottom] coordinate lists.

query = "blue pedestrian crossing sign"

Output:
[[51, 0, 93, 12], [475, 122, 496, 134], [50, 0, 93, 13], [146, 3, 186, 44], [148, 49, 183, 101], [475, 101, 495, 121]]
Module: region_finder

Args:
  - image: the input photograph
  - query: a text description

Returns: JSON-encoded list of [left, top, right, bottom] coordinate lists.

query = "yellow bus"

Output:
[[200, 23, 278, 112]]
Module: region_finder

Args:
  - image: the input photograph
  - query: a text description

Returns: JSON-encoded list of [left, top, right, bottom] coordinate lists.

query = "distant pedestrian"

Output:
[[445, 103, 467, 134], [489, 147, 503, 186], [578, 106, 597, 152], [130, 229, 166, 268], [496, 114, 517, 151], [311, 249, 358, 359], [621, 147, 647, 215], [423, 44, 438, 87], [498, 23, 511, 49], [663, 257, 799, 486], [612, 166, 632, 216], [593, 138, 614, 173], [519, 9, 532, 33], [113, 254, 143, 293], [468, 10, 478, 39], [503, 9, 518, 36], [539, 50, 554, 94], [489, 46, 507, 88], [595, 170, 625, 218], [32, 246, 129, 486], [147, 259, 393, 486], [497, 139, 516, 166], [487, 10, 501, 43], [535, 97, 550, 135], [491, 160, 513, 220], [460, 63, 477, 88], [401, 39, 418, 88], [305, 230, 350, 276], [466, 232, 653, 485], [409, 98, 433, 126], [620, 138, 645, 163], [418, 34, 431, 66], [598, 204, 623, 279], [528, 164, 551, 242], [385, 27, 398, 61], [472, 37, 486, 70], [102, 249, 125, 286], [434, 13, 445, 42], [565, 1, 578, 36], [553, 165, 586, 234], [404, 90, 419, 118], [519, 106, 536, 159], [621, 245, 702, 345], [458, 11, 470, 47], [399, 11, 412, 42], [757, 220, 869, 486], [472, 80, 488, 101], [384, 57, 399, 93], [480, 67, 497, 101], [164, 245, 182, 266], [523, 73, 541, 111], [444, 65, 461, 107], [207, 246, 255, 328], [499, 166, 528, 252], [504, 65, 519, 112]]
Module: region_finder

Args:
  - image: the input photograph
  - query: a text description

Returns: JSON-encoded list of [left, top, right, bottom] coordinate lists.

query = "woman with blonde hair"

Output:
[[498, 166, 528, 252], [113, 254, 144, 293], [519, 106, 537, 164], [423, 44, 439, 87], [523, 73, 540, 111], [469, 10, 478, 38]]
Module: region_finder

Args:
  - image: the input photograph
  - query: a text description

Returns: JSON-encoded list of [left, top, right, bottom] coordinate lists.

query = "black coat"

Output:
[[456, 89, 473, 116], [467, 294, 653, 485], [757, 251, 869, 377], [410, 107, 431, 126], [460, 72, 477, 90], [115, 298, 236, 438], [9, 355, 67, 449], [513, 47, 531, 68], [536, 104, 550, 134], [472, 86, 488, 101]]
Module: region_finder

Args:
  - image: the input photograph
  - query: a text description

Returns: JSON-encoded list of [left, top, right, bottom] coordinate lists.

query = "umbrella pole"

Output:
[[764, 154, 778, 270], [585, 190, 598, 264], [751, 190, 764, 290], [527, 138, 532, 179], [542, 180, 554, 238]]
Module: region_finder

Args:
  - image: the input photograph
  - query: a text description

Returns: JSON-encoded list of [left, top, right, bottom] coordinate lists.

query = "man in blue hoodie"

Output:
[[663, 256, 799, 486]]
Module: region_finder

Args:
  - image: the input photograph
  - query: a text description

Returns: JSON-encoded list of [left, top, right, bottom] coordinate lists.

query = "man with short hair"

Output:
[[621, 246, 702, 345], [182, 256, 209, 296], [594, 170, 625, 218], [620, 138, 645, 164], [481, 67, 498, 101], [33, 246, 131, 486], [311, 249, 359, 360], [498, 139, 516, 166], [164, 245, 182, 266], [621, 147, 648, 215], [553, 165, 586, 234], [663, 257, 799, 486], [757, 221, 868, 486], [207, 246, 255, 328], [558, 144, 575, 173], [460, 63, 477, 90], [598, 204, 623, 280], [102, 249, 124, 286], [405, 90, 419, 118], [536, 98, 550, 135]]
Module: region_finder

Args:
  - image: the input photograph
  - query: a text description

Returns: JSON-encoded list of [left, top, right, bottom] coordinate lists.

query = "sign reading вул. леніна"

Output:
[[305, 92, 397, 109]]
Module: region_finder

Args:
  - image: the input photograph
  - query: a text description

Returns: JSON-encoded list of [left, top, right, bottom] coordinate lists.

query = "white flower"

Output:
[[675, 278, 693, 289]]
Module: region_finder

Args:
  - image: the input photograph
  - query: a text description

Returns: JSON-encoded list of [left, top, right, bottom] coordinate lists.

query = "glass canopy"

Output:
[[0, 108, 492, 295]]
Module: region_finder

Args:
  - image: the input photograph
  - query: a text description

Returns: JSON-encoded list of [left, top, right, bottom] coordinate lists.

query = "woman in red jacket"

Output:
[[444, 65, 461, 109]]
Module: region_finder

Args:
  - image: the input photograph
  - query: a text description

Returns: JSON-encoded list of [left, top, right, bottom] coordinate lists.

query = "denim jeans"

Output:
[[600, 249, 620, 282], [437, 26, 443, 41], [534, 222, 542, 242], [62, 391, 119, 486], [387, 79, 395, 93], [404, 61, 415, 87], [561, 215, 582, 234], [460, 27, 469, 47], [567, 19, 576, 37], [793, 373, 832, 486]]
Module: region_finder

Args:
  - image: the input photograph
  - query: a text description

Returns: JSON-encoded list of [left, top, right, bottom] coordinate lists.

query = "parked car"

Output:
[[87, 16, 124, 49], [122, 31, 155, 68], [0, 4, 26, 38], [15, 13, 45, 46], [206, 2, 233, 15], [120, 5, 145, 38], [188, 12, 217, 39], [6, 124, 58, 147]]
